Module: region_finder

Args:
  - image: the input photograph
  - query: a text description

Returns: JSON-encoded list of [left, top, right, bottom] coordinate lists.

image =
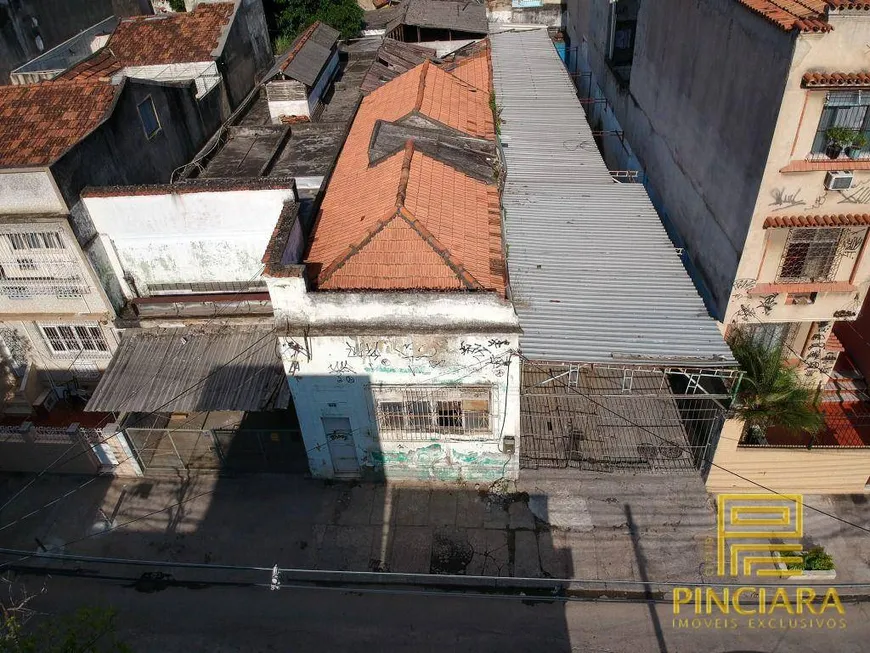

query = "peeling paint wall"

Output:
[[279, 333, 521, 482], [82, 187, 296, 295]]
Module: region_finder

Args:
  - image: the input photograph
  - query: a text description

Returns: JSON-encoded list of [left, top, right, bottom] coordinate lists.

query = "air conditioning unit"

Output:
[[825, 170, 854, 191]]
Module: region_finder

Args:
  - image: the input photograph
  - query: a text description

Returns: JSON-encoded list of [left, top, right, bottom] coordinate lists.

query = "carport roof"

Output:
[[85, 327, 290, 413]]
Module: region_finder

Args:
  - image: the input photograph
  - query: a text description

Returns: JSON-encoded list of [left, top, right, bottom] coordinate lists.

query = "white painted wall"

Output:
[[0, 170, 66, 215], [280, 332, 521, 482], [266, 275, 520, 332], [83, 187, 296, 295]]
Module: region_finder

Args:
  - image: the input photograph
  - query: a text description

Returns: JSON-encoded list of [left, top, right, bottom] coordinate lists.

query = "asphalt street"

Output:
[[16, 575, 870, 652]]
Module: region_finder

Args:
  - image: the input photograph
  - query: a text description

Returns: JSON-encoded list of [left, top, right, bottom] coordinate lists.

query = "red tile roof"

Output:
[[736, 0, 870, 33], [61, 2, 235, 80], [803, 71, 870, 88], [763, 214, 870, 228], [443, 40, 491, 92], [304, 59, 505, 293], [0, 81, 119, 167]]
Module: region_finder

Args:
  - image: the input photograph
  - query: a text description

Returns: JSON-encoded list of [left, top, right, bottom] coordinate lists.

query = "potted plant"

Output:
[[728, 330, 824, 444], [773, 545, 836, 581], [847, 132, 867, 160], [825, 127, 856, 159]]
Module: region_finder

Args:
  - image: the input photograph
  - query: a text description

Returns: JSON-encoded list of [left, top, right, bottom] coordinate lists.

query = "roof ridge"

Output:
[[395, 139, 415, 207], [397, 206, 485, 291], [414, 59, 430, 111], [317, 208, 401, 285], [280, 21, 321, 73]]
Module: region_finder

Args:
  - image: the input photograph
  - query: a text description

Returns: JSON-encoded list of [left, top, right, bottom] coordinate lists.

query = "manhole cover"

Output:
[[660, 445, 684, 459], [637, 444, 659, 460]]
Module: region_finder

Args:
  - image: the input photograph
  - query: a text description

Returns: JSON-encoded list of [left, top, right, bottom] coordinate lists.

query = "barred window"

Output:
[[6, 232, 65, 250], [777, 228, 842, 283], [811, 91, 870, 157], [39, 324, 109, 356], [375, 386, 492, 438], [744, 323, 801, 355]]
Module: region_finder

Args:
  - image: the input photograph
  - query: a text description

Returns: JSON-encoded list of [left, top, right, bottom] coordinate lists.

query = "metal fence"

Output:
[[123, 427, 304, 473], [520, 365, 730, 474]]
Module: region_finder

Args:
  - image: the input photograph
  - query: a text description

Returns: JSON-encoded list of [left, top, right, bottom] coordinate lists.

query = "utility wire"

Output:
[[0, 350, 515, 532], [0, 327, 279, 517], [0, 265, 274, 514], [518, 355, 870, 537]]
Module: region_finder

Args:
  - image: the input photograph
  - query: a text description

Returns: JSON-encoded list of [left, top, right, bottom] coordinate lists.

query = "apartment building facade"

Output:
[[563, 0, 870, 388]]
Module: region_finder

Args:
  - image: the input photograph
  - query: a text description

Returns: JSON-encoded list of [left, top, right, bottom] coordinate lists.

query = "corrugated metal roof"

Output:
[[85, 327, 290, 413], [266, 22, 339, 87], [491, 29, 734, 366]]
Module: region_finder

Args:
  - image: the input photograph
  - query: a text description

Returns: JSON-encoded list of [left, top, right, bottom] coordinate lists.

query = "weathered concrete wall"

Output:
[[724, 13, 870, 341], [281, 333, 521, 481], [0, 170, 66, 214], [565, 0, 794, 318], [489, 4, 564, 27], [82, 186, 296, 295], [218, 0, 272, 109], [707, 419, 870, 495], [51, 79, 212, 207], [266, 276, 520, 333], [0, 0, 138, 85], [0, 425, 101, 474]]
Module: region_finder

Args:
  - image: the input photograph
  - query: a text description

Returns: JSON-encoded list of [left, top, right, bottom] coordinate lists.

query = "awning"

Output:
[[85, 327, 290, 413]]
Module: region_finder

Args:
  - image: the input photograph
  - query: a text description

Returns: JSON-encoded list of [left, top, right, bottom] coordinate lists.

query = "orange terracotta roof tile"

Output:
[[803, 71, 870, 88], [735, 0, 870, 33], [304, 57, 504, 294], [763, 214, 870, 228], [0, 81, 119, 167], [443, 40, 491, 92], [62, 2, 235, 80]]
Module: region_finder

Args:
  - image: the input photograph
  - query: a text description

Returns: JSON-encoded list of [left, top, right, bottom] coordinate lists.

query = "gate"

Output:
[[124, 427, 304, 473]]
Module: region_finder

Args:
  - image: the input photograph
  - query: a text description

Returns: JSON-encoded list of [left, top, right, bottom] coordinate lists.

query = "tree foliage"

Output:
[[729, 329, 824, 439], [269, 0, 363, 42], [1, 606, 130, 653]]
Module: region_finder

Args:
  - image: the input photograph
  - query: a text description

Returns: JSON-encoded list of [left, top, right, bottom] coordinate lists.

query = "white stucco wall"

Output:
[[280, 332, 521, 482], [82, 187, 296, 294], [0, 170, 66, 215]]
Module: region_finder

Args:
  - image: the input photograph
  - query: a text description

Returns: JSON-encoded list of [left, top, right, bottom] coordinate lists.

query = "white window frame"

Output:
[[37, 323, 111, 358], [137, 96, 161, 140]]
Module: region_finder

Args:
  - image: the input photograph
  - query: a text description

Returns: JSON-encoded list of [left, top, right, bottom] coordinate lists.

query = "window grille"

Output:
[[744, 322, 801, 355], [38, 324, 110, 357], [811, 90, 870, 158], [0, 230, 90, 299], [777, 228, 843, 283], [373, 386, 493, 439]]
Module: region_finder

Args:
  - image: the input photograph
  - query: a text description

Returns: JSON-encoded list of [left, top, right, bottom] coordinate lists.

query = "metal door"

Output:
[[322, 417, 359, 476]]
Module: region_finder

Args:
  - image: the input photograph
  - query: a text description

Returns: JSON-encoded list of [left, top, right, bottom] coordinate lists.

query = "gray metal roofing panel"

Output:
[[403, 0, 487, 34], [491, 29, 734, 366], [85, 327, 290, 413], [267, 23, 338, 86]]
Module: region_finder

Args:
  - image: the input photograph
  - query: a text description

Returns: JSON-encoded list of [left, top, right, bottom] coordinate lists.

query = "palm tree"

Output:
[[728, 329, 824, 444]]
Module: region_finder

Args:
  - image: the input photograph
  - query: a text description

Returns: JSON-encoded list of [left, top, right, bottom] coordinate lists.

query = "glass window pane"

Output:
[[436, 401, 462, 430], [138, 98, 160, 138]]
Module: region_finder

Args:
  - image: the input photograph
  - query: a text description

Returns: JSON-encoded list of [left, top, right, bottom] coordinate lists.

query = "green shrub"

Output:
[[169, 0, 186, 12], [786, 546, 835, 571], [826, 127, 857, 148]]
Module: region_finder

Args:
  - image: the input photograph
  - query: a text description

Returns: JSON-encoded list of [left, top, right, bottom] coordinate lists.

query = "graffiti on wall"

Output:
[[769, 187, 805, 212]]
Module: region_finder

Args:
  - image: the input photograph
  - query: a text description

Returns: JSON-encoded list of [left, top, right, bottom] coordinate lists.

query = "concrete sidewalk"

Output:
[[0, 469, 732, 587]]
